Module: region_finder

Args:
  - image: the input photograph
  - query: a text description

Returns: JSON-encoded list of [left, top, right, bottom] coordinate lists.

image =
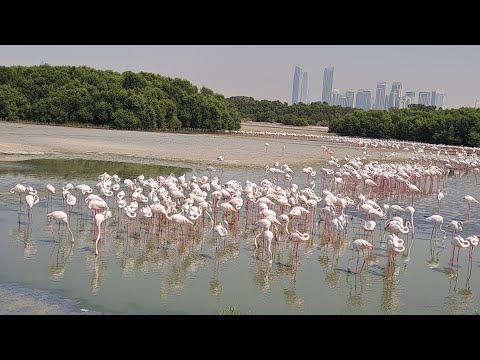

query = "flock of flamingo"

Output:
[[8, 132, 480, 286]]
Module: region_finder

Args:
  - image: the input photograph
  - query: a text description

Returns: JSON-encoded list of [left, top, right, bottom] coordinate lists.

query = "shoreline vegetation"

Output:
[[1, 65, 480, 147]]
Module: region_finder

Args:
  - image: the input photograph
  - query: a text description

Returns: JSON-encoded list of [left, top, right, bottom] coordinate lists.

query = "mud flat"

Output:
[[0, 121, 407, 169]]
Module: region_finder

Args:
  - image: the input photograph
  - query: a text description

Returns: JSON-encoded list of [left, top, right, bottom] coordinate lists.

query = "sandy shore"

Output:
[[0, 121, 402, 169]]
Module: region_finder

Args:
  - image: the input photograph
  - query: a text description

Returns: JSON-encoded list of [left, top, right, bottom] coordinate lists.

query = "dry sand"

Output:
[[0, 121, 404, 169]]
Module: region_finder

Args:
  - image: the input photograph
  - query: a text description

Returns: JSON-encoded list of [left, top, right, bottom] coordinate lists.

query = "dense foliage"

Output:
[[227, 96, 354, 126], [227, 96, 480, 147], [329, 107, 480, 147], [0, 65, 241, 131]]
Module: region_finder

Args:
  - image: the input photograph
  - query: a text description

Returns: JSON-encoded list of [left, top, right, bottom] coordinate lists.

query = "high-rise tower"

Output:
[[292, 66, 303, 105], [322, 67, 334, 105]]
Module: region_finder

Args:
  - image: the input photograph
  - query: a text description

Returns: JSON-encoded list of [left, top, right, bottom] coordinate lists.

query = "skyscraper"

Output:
[[322, 67, 334, 105], [433, 90, 445, 108], [292, 66, 303, 105], [375, 81, 387, 110], [355, 89, 371, 111], [388, 82, 402, 109], [430, 91, 437, 107], [418, 92, 431, 106], [300, 72, 309, 104], [405, 91, 416, 104], [332, 89, 340, 106], [345, 91, 355, 108]]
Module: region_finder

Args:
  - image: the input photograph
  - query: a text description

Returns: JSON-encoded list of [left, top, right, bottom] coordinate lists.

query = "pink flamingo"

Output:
[[425, 215, 447, 240], [386, 234, 405, 274], [165, 204, 194, 241], [464, 195, 479, 223], [94, 210, 112, 255], [46, 184, 55, 205], [10, 184, 26, 220], [450, 235, 469, 271], [347, 239, 373, 273], [25, 194, 39, 222], [287, 231, 310, 257], [465, 235, 479, 279], [46, 211, 75, 242]]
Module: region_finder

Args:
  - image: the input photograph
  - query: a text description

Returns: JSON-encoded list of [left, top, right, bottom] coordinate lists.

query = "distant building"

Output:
[[475, 99, 480, 108], [375, 81, 387, 110], [388, 82, 402, 109], [322, 67, 334, 105], [399, 96, 413, 109], [345, 91, 355, 108], [332, 89, 340, 106], [432, 90, 445, 108], [300, 72, 309, 104], [355, 89, 371, 111], [292, 66, 303, 105], [405, 91, 416, 105], [418, 91, 431, 106]]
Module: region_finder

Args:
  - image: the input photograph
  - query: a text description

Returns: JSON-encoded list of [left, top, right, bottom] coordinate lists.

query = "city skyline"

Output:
[[295, 68, 446, 110], [0, 45, 478, 108]]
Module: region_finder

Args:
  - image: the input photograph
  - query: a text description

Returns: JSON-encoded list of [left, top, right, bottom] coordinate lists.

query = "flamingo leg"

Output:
[[456, 248, 460, 272], [360, 248, 366, 272], [355, 251, 359, 273]]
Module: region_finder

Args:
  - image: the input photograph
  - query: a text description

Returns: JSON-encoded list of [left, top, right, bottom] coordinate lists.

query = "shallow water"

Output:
[[1, 159, 480, 315]]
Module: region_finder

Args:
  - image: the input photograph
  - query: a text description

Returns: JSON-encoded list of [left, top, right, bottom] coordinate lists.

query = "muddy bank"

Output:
[[0, 121, 407, 169], [0, 283, 100, 315]]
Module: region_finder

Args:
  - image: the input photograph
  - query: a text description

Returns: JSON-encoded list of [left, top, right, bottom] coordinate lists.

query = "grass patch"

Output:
[[219, 306, 241, 315]]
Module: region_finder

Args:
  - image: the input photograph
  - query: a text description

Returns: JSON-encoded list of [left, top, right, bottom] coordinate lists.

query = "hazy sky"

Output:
[[1, 45, 479, 108]]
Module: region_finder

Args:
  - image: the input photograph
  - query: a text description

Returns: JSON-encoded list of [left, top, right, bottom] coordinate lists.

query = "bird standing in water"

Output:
[[46, 211, 75, 242]]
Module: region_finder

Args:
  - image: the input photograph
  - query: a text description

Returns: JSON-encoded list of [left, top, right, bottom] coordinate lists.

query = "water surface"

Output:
[[1, 158, 479, 314]]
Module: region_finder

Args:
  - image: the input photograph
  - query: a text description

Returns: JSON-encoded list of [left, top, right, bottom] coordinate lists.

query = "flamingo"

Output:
[[437, 189, 444, 210], [450, 235, 470, 270], [46, 184, 55, 204], [264, 143, 270, 152], [282, 144, 286, 156], [425, 215, 447, 240], [386, 234, 405, 273], [46, 211, 75, 242], [254, 229, 274, 263], [385, 220, 409, 236], [287, 231, 310, 256], [94, 210, 112, 255], [347, 239, 373, 273], [214, 220, 228, 239], [10, 184, 26, 219], [405, 206, 415, 235], [25, 194, 39, 222], [362, 220, 377, 244], [465, 235, 479, 278], [165, 204, 194, 240], [447, 220, 463, 238], [331, 218, 344, 241], [464, 195, 479, 223]]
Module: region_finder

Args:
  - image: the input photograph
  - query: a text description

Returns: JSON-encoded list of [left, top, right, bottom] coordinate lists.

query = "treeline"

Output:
[[329, 107, 480, 147], [0, 65, 241, 131], [227, 96, 480, 147], [227, 96, 354, 126]]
